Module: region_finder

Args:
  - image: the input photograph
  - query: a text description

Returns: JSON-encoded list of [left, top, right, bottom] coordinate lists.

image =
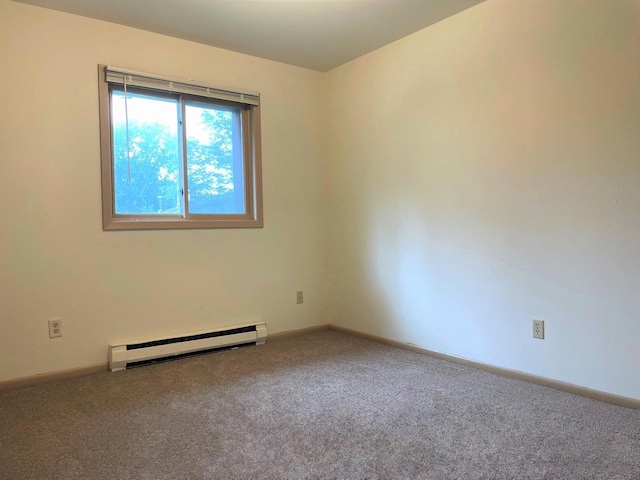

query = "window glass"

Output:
[[185, 101, 245, 215], [111, 90, 180, 215]]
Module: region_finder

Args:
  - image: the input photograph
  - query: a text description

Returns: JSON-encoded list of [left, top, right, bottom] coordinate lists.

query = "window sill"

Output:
[[103, 216, 264, 230]]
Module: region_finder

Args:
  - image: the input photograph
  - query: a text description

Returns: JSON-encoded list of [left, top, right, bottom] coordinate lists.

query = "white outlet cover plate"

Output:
[[49, 319, 63, 338], [533, 320, 544, 339]]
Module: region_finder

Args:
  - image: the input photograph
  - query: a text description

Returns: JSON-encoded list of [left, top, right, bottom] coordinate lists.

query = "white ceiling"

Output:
[[14, 0, 485, 72]]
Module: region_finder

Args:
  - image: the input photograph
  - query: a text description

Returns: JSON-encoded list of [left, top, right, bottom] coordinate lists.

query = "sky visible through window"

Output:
[[111, 94, 212, 145]]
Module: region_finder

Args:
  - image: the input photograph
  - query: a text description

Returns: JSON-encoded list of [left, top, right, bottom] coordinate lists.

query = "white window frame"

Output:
[[98, 65, 263, 230]]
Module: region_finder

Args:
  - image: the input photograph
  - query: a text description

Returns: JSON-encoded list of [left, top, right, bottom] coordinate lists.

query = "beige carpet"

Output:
[[1, 330, 638, 479]]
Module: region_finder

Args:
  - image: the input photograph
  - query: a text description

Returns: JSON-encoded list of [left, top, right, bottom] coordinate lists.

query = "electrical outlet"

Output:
[[296, 290, 304, 304], [49, 319, 62, 338], [533, 319, 544, 339]]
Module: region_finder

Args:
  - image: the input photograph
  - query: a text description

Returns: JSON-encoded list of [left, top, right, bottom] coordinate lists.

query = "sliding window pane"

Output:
[[185, 101, 245, 214], [111, 90, 180, 215]]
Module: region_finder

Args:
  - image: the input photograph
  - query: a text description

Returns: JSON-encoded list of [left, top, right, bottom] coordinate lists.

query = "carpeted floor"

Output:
[[1, 330, 638, 479]]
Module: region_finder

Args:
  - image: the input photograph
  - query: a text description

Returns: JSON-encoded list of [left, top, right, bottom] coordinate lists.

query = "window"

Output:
[[98, 65, 263, 229]]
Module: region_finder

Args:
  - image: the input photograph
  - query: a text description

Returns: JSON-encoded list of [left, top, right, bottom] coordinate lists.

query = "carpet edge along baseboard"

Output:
[[327, 324, 640, 410], [0, 363, 109, 391], [2, 323, 638, 410], [0, 324, 332, 391]]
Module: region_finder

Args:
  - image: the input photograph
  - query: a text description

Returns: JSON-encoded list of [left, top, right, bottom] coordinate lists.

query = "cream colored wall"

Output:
[[325, 0, 640, 400], [0, 0, 327, 381]]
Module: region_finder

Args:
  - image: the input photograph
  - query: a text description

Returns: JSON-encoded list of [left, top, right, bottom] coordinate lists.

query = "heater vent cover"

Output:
[[109, 322, 267, 371]]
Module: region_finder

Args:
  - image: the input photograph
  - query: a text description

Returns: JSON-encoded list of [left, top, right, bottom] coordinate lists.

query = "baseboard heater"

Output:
[[109, 322, 267, 371]]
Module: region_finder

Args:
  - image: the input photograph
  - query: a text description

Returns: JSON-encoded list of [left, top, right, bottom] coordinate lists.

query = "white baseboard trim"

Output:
[[3, 323, 637, 410], [268, 324, 330, 340], [0, 363, 109, 392], [328, 324, 640, 410]]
